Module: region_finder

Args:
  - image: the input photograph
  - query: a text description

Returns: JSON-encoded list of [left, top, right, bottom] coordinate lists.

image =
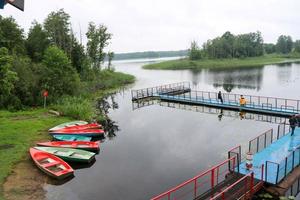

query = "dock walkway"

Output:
[[239, 128, 300, 184]]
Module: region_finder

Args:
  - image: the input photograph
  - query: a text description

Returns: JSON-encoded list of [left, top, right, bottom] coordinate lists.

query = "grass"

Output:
[[0, 109, 71, 199], [52, 70, 135, 121], [143, 54, 300, 70], [0, 70, 135, 199]]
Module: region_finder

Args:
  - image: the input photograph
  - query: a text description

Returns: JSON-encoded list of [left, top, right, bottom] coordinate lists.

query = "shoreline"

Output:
[[142, 55, 300, 70], [0, 72, 135, 200]]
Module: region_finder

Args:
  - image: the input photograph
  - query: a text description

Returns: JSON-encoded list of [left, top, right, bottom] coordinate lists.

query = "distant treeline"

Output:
[[189, 31, 300, 60], [113, 50, 188, 60]]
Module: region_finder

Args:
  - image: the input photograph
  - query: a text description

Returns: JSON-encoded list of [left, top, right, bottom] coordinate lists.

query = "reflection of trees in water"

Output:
[[188, 66, 263, 92], [95, 94, 119, 140], [276, 63, 292, 84], [207, 67, 264, 92]]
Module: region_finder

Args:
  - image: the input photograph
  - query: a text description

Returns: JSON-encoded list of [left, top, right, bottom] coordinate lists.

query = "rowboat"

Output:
[[51, 123, 102, 132], [49, 121, 88, 132], [34, 147, 96, 163], [52, 134, 92, 141], [49, 129, 105, 137], [37, 141, 100, 152], [29, 148, 74, 179]]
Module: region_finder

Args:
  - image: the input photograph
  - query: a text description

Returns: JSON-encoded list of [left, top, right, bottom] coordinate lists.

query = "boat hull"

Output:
[[29, 148, 74, 180], [34, 147, 96, 163], [37, 141, 100, 152]]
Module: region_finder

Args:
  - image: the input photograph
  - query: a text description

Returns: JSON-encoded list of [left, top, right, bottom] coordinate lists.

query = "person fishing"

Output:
[[290, 115, 297, 136], [218, 91, 223, 104]]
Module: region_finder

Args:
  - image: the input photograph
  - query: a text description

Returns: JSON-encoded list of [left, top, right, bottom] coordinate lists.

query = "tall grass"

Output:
[[52, 96, 94, 121]]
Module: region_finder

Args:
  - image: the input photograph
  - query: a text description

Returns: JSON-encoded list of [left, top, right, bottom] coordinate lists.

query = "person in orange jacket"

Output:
[[239, 95, 246, 106]]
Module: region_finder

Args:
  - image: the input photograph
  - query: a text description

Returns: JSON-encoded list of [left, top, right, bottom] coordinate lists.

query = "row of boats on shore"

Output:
[[29, 120, 104, 179]]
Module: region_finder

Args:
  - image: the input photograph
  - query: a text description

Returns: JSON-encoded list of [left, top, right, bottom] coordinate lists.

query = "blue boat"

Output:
[[52, 134, 92, 142]]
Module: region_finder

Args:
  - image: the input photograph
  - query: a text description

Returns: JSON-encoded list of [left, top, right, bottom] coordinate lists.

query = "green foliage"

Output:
[[52, 96, 94, 121], [44, 9, 72, 56], [276, 35, 293, 54], [41, 46, 80, 98], [202, 31, 264, 59], [26, 21, 50, 62], [86, 22, 112, 69], [113, 50, 188, 60], [107, 51, 114, 70], [0, 48, 18, 108], [0, 16, 25, 55], [294, 40, 300, 53], [264, 43, 276, 54], [143, 54, 300, 70], [188, 41, 202, 60], [70, 40, 86, 74]]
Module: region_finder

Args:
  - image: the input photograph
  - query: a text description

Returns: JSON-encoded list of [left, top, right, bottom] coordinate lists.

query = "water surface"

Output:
[[46, 58, 300, 200]]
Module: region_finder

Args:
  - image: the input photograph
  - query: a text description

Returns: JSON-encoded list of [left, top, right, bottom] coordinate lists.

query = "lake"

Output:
[[45, 58, 300, 200]]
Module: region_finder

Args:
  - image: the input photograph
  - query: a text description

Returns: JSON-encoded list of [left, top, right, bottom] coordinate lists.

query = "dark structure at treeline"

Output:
[[0, 9, 115, 110], [113, 50, 188, 60], [189, 31, 300, 60]]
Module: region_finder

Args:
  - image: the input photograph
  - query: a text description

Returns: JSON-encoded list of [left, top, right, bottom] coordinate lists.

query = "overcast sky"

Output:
[[1, 0, 299, 53]]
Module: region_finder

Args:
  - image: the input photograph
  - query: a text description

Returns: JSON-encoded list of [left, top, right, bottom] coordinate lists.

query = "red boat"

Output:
[[50, 123, 102, 132], [49, 129, 105, 137], [37, 141, 100, 152], [29, 148, 74, 179]]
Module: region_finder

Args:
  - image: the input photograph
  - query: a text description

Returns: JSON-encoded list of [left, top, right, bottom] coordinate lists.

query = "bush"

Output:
[[52, 96, 94, 121]]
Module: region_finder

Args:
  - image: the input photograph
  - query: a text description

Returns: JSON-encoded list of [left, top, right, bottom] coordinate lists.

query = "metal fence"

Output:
[[161, 90, 300, 114], [150, 157, 236, 200], [266, 146, 300, 184], [131, 82, 190, 100], [249, 129, 273, 154], [210, 172, 255, 200], [132, 99, 288, 124]]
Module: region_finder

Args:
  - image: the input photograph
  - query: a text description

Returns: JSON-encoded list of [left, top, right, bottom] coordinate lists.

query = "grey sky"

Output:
[[1, 0, 299, 53]]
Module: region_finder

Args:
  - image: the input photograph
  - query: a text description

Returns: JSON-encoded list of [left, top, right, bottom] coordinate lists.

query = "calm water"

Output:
[[45, 59, 300, 200]]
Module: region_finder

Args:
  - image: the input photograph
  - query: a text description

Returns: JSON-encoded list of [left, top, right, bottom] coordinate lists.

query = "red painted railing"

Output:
[[210, 164, 264, 200], [151, 157, 236, 200]]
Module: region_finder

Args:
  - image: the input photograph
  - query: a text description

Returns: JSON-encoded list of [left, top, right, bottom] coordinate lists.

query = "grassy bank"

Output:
[[0, 70, 135, 200], [0, 109, 71, 199], [143, 54, 300, 70]]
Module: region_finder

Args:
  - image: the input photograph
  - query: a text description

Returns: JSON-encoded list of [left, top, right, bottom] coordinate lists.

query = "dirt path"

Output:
[[3, 156, 48, 200]]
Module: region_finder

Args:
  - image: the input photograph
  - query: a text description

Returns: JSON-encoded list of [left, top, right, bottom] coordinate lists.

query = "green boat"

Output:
[[34, 147, 96, 163], [49, 121, 88, 132], [52, 134, 92, 141]]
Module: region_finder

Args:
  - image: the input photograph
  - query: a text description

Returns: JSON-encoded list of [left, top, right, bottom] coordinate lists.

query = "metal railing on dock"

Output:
[[132, 99, 288, 124], [131, 82, 191, 100], [151, 157, 236, 200], [159, 90, 300, 115]]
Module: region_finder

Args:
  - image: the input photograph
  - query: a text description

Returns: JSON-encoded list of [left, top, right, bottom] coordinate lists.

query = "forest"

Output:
[[189, 31, 300, 60], [0, 9, 134, 114]]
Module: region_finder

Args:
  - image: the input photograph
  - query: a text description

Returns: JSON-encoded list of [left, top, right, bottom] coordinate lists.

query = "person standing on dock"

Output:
[[239, 95, 246, 106], [289, 115, 297, 136], [218, 91, 223, 104]]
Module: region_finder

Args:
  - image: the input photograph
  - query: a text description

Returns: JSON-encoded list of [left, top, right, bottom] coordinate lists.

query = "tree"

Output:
[[41, 46, 80, 97], [86, 22, 112, 70], [70, 39, 86, 74], [264, 43, 276, 54], [0, 16, 25, 55], [44, 9, 72, 56], [294, 40, 300, 53], [276, 35, 293, 54], [107, 51, 114, 70], [188, 41, 202, 60], [0, 47, 18, 107], [26, 21, 50, 62]]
